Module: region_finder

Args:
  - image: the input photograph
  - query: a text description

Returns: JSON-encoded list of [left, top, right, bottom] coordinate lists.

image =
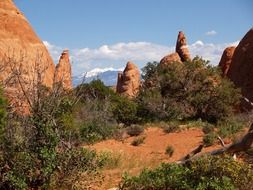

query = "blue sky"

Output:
[[14, 0, 253, 75]]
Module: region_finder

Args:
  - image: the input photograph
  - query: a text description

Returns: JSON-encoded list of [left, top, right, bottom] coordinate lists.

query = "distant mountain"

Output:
[[72, 67, 124, 86]]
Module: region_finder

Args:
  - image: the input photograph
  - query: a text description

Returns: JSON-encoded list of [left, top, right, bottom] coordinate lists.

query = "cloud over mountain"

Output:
[[44, 40, 239, 76]]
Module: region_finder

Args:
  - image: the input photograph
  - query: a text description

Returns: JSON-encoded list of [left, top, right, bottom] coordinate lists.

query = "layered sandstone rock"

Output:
[[176, 31, 191, 62], [54, 50, 72, 90], [0, 0, 55, 109], [116, 61, 140, 97], [160, 31, 190, 66], [227, 28, 253, 110], [218, 46, 236, 76]]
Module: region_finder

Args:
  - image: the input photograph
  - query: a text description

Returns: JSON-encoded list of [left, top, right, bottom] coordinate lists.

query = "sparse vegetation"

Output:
[[126, 125, 144, 137], [165, 145, 174, 157], [162, 123, 181, 133], [203, 132, 217, 147], [131, 136, 146, 146]]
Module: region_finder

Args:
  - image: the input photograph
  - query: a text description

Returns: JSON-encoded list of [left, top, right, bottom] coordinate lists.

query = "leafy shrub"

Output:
[[80, 121, 117, 144], [0, 84, 102, 190], [131, 136, 146, 146], [138, 57, 241, 122], [119, 155, 253, 190], [112, 96, 140, 126], [203, 132, 217, 147], [126, 125, 144, 136], [165, 145, 174, 157]]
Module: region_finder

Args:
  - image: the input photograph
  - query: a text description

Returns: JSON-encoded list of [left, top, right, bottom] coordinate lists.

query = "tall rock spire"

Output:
[[54, 50, 72, 90], [116, 61, 140, 97], [176, 31, 191, 62], [160, 31, 191, 66]]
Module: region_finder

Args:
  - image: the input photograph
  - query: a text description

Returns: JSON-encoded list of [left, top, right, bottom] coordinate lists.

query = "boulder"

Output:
[[54, 50, 72, 89], [116, 61, 140, 97], [218, 46, 236, 76]]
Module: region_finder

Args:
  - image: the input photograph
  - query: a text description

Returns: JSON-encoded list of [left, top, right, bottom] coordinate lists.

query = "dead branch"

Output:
[[179, 124, 253, 163]]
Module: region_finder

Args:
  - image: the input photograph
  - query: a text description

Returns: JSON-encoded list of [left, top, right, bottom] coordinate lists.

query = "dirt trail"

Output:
[[88, 127, 221, 189]]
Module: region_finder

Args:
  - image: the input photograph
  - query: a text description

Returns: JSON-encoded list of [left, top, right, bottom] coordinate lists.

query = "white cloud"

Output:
[[44, 40, 239, 76], [205, 30, 217, 36]]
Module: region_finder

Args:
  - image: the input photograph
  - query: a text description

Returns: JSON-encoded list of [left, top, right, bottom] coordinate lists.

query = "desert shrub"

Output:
[[119, 155, 253, 190], [131, 136, 146, 146], [138, 57, 241, 122], [0, 84, 102, 190], [126, 125, 144, 136], [76, 79, 116, 101], [165, 145, 174, 157], [97, 150, 122, 169], [73, 80, 119, 144], [217, 118, 245, 138], [80, 121, 117, 144], [112, 96, 140, 126], [163, 123, 181, 133], [51, 148, 104, 189], [203, 132, 217, 147], [202, 123, 215, 134]]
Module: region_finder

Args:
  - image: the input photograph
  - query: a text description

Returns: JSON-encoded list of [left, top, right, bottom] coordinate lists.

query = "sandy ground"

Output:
[[86, 127, 221, 189]]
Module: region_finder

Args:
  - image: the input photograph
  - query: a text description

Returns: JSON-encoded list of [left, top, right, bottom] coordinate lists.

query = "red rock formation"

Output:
[[218, 46, 236, 76], [176, 31, 191, 62], [227, 28, 253, 110], [0, 0, 55, 109], [116, 61, 140, 97], [160, 31, 190, 66], [54, 50, 72, 90]]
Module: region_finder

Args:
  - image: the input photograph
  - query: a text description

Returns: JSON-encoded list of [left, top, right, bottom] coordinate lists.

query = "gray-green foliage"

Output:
[[138, 57, 241, 122], [120, 155, 253, 190], [0, 85, 102, 190]]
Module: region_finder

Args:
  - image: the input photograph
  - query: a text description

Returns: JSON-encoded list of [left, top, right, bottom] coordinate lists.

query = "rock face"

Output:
[[218, 46, 236, 76], [116, 61, 140, 97], [54, 50, 72, 89], [176, 31, 191, 62], [160, 31, 190, 66], [0, 0, 55, 108], [226, 28, 253, 110]]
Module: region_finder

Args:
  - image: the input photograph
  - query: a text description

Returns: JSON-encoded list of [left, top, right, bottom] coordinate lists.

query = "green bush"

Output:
[[119, 155, 253, 190], [0, 84, 102, 189], [80, 121, 117, 144], [138, 57, 241, 122], [112, 96, 140, 126]]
